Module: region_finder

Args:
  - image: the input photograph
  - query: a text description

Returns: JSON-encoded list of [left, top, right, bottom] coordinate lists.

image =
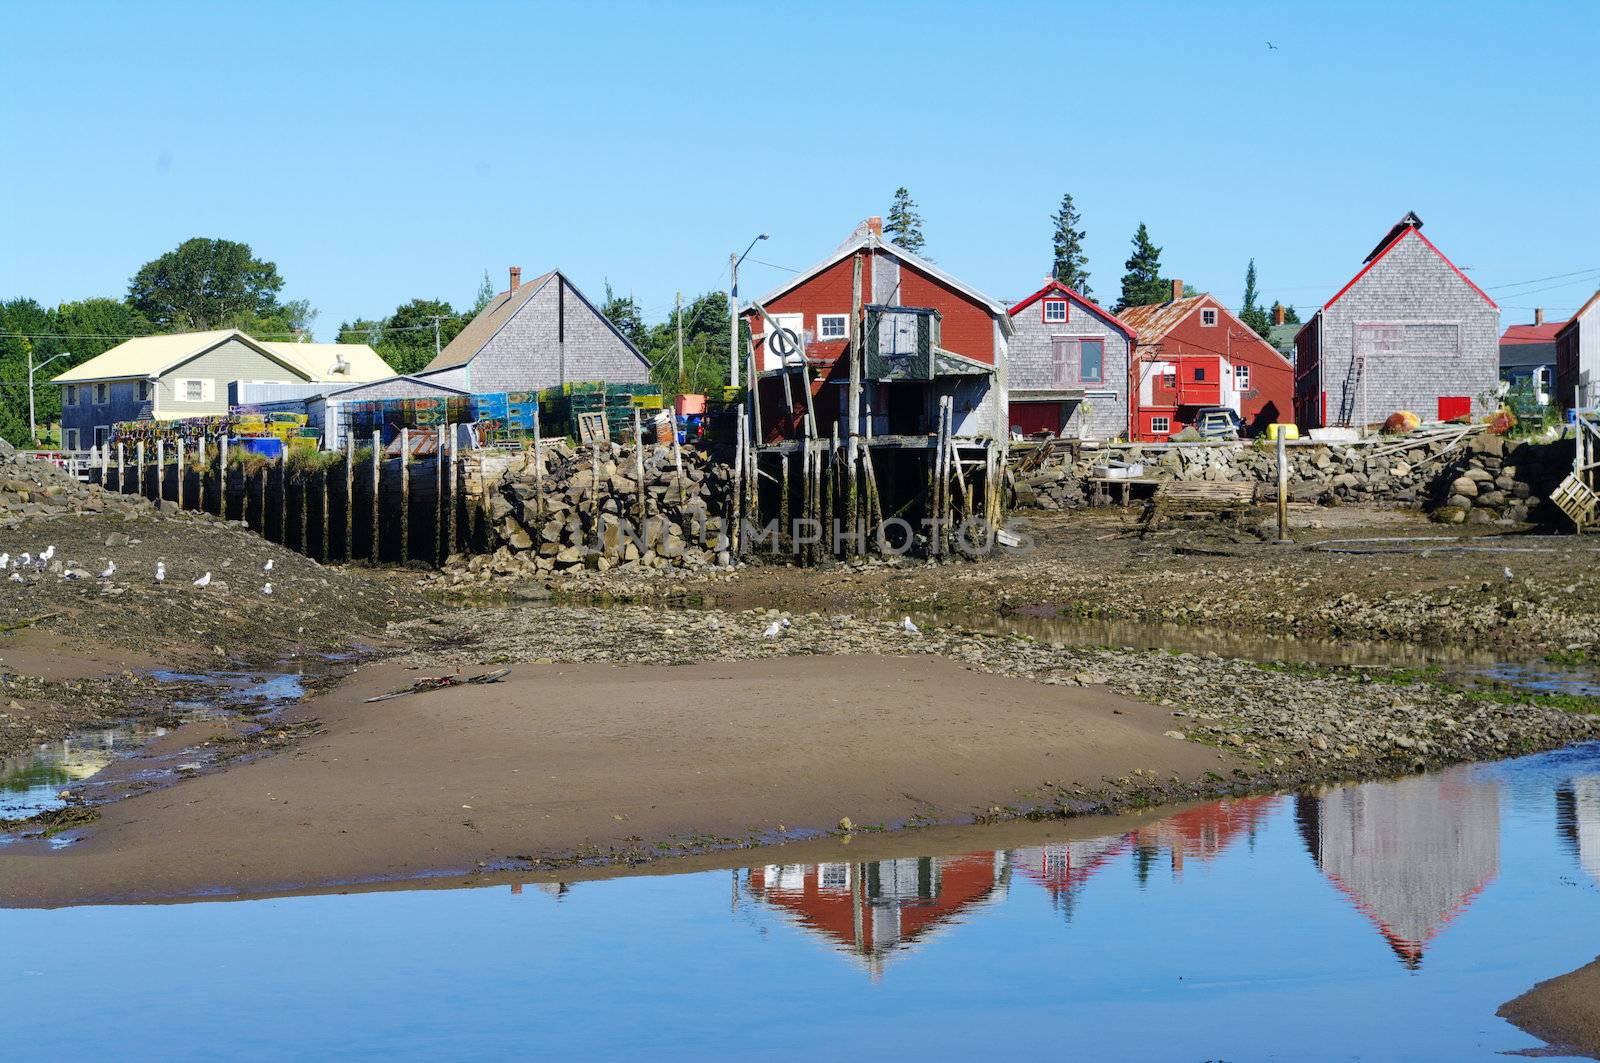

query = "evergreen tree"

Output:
[[1115, 223, 1168, 311], [884, 187, 926, 254], [1239, 259, 1271, 338], [1049, 193, 1091, 297], [598, 282, 647, 351], [1269, 301, 1301, 326], [471, 270, 495, 315]]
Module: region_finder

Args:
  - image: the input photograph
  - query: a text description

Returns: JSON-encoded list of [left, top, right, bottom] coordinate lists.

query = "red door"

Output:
[[1437, 396, 1471, 421], [1008, 401, 1065, 436]]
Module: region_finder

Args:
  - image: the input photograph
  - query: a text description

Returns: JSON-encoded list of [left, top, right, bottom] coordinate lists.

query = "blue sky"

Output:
[[3, 0, 1596, 340]]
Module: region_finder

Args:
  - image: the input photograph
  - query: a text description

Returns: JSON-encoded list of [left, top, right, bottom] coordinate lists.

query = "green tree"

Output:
[[1269, 301, 1301, 326], [0, 298, 58, 444], [1115, 223, 1168, 311], [885, 187, 926, 255], [599, 282, 647, 351], [471, 270, 495, 315], [635, 290, 737, 398], [127, 237, 285, 331], [337, 298, 466, 375], [1049, 193, 1091, 297], [1239, 259, 1271, 337]]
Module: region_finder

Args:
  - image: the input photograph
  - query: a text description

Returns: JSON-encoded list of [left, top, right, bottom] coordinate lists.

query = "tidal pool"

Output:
[[7, 743, 1600, 1059]]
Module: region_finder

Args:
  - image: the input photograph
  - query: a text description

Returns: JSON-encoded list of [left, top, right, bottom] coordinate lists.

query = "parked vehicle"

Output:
[[1193, 406, 1245, 439]]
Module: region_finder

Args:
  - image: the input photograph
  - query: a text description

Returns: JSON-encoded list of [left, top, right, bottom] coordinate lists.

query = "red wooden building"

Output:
[[1119, 282, 1294, 441]]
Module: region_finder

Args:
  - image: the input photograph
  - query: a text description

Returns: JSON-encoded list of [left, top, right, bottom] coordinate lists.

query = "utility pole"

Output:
[[728, 253, 739, 390], [675, 291, 684, 385], [430, 316, 442, 360], [28, 349, 67, 448]]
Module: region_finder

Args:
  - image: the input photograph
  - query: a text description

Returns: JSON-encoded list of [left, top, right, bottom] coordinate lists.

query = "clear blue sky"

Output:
[[3, 0, 1596, 339]]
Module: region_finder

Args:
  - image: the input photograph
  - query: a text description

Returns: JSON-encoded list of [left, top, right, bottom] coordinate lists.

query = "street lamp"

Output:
[[28, 350, 68, 448], [730, 233, 769, 388]]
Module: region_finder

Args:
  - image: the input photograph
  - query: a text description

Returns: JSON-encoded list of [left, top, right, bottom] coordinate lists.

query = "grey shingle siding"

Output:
[[1310, 234, 1499, 425], [460, 275, 650, 393], [1007, 296, 1131, 440]]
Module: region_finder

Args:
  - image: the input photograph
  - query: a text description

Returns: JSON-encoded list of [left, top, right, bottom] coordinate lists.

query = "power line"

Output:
[[1485, 266, 1600, 291]]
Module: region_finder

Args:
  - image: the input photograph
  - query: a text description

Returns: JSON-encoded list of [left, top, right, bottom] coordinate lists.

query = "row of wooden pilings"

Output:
[[92, 426, 490, 566], [728, 395, 1005, 562]]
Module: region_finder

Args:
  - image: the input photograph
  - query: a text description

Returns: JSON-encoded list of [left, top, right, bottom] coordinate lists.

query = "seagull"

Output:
[[7, 572, 19, 583], [18, 552, 31, 568], [1266, 40, 1278, 50], [39, 546, 54, 563], [902, 616, 921, 635], [263, 559, 274, 573], [193, 572, 211, 588], [100, 561, 116, 578], [261, 583, 273, 596], [155, 561, 166, 584], [763, 620, 783, 638], [0, 553, 9, 570], [1503, 566, 1514, 583]]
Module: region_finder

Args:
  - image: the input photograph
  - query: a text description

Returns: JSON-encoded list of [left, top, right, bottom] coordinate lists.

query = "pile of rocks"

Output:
[[447, 442, 738, 585], [1017, 427, 1575, 525], [0, 439, 152, 528]]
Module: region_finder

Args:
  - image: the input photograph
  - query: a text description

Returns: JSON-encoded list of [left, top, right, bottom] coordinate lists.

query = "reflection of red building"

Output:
[[1130, 795, 1283, 881], [746, 853, 1003, 978], [1012, 836, 1129, 916], [1296, 774, 1500, 968]]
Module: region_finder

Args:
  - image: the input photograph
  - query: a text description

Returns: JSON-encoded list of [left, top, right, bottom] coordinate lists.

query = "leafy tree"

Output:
[[127, 237, 285, 331], [599, 282, 647, 351], [337, 298, 466, 375], [632, 290, 737, 398], [1239, 259, 1271, 337], [1115, 223, 1169, 311], [0, 298, 57, 444], [885, 187, 926, 255], [1049, 193, 1091, 297]]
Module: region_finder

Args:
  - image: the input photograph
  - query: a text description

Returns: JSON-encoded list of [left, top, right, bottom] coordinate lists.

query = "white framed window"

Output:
[[65, 384, 80, 406], [1150, 415, 1171, 435], [1200, 308, 1218, 327], [93, 383, 110, 404], [1234, 363, 1250, 389], [177, 378, 213, 402], [137, 380, 150, 401], [1043, 299, 1068, 323], [64, 428, 80, 449], [818, 314, 848, 341]]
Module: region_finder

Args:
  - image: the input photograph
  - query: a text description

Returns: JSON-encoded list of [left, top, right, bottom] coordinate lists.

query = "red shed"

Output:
[[1119, 282, 1294, 441]]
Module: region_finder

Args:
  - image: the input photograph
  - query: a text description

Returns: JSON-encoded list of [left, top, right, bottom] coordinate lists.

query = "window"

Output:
[[1051, 339, 1072, 387], [94, 426, 111, 447], [1234, 363, 1250, 389], [137, 380, 150, 402], [178, 378, 211, 402], [1200, 308, 1218, 327], [93, 383, 110, 404], [1079, 338, 1104, 383], [64, 428, 80, 449], [1161, 370, 1177, 390], [1193, 366, 1207, 381], [1150, 416, 1171, 435], [818, 314, 848, 341], [65, 384, 79, 406], [1043, 299, 1068, 323]]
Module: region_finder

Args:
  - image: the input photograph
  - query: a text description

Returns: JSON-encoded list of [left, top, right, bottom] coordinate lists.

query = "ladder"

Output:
[[1336, 353, 1365, 428], [1551, 391, 1600, 532]]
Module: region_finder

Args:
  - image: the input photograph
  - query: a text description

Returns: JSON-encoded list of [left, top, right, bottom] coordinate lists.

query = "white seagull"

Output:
[[7, 572, 20, 583], [100, 561, 116, 578], [261, 582, 273, 596], [18, 552, 31, 568], [155, 561, 166, 583], [0, 553, 9, 570], [1503, 566, 1514, 583], [902, 616, 921, 635], [193, 572, 212, 588], [263, 559, 274, 573], [38, 546, 55, 565], [763, 620, 783, 638]]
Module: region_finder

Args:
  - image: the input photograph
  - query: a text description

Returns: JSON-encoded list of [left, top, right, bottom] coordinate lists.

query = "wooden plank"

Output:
[[400, 428, 410, 565], [370, 429, 381, 565]]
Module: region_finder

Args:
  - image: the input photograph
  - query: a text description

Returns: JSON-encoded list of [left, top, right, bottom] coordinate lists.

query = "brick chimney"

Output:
[[866, 216, 883, 237], [1170, 278, 1183, 303], [1273, 303, 1286, 326], [1534, 307, 1544, 326], [509, 266, 522, 292]]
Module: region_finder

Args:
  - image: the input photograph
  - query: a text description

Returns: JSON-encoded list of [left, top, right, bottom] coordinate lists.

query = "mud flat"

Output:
[[1500, 957, 1600, 1059], [0, 654, 1241, 905]]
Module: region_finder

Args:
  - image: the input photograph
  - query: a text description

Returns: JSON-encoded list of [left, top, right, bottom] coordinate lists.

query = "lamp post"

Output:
[[729, 233, 769, 388], [28, 350, 68, 448]]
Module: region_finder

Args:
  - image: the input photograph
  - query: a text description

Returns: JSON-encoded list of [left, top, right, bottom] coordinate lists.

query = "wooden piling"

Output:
[[531, 406, 544, 519], [400, 428, 410, 565], [298, 461, 308, 555], [671, 426, 685, 506], [276, 451, 287, 545], [219, 435, 229, 519], [100, 443, 109, 491], [156, 439, 166, 503], [135, 441, 144, 499], [446, 426, 458, 558], [116, 442, 124, 495], [632, 408, 646, 525], [731, 407, 744, 557], [845, 251, 863, 557], [778, 450, 790, 555], [370, 430, 381, 565], [175, 438, 185, 510], [436, 425, 447, 566], [344, 435, 355, 562]]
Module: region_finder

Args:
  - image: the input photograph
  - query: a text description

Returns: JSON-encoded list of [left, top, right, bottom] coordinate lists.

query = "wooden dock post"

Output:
[[100, 443, 109, 491], [1276, 430, 1291, 544], [116, 442, 124, 495], [344, 434, 355, 562], [319, 459, 329, 561], [446, 425, 458, 557], [400, 428, 410, 565], [219, 435, 229, 519], [155, 439, 165, 503], [731, 407, 744, 557], [845, 251, 863, 557], [175, 438, 184, 510], [632, 408, 646, 525], [531, 406, 544, 519], [135, 441, 144, 499], [370, 430, 381, 565], [255, 456, 265, 533], [276, 450, 287, 545], [436, 425, 447, 566], [671, 425, 684, 506]]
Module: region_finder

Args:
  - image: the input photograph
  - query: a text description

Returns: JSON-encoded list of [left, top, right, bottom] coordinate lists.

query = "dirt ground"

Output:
[[0, 654, 1243, 906], [0, 510, 403, 757], [602, 508, 1600, 657], [1499, 957, 1600, 1058]]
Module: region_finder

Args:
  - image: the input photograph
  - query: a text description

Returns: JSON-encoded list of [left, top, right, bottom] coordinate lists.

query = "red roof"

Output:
[[1500, 322, 1566, 345], [1008, 278, 1137, 340]]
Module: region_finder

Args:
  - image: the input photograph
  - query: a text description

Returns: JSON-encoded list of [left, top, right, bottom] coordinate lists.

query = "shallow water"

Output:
[[9, 744, 1600, 1059]]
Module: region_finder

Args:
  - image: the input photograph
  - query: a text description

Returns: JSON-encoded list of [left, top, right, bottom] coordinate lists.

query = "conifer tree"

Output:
[[1115, 223, 1167, 311], [1240, 259, 1272, 337], [1049, 193, 1091, 297], [884, 187, 926, 254]]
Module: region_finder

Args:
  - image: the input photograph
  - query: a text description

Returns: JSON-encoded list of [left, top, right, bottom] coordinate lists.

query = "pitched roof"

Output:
[[1364, 210, 1424, 263], [322, 373, 470, 399], [1500, 322, 1565, 346], [1116, 295, 1212, 343], [51, 329, 305, 384], [1322, 223, 1496, 315], [422, 269, 647, 374], [1267, 322, 1300, 354], [1007, 279, 1136, 340], [752, 223, 1012, 332], [258, 341, 394, 383], [1556, 290, 1600, 338]]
